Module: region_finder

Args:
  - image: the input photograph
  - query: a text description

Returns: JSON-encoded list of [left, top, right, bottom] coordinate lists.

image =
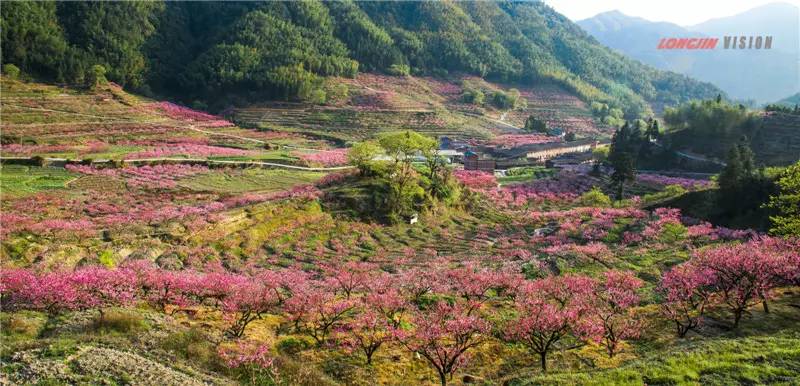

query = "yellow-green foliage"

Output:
[[98, 249, 115, 268], [578, 187, 612, 207]]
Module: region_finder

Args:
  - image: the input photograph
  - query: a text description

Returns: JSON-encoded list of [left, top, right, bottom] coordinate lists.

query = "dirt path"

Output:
[[651, 141, 726, 166]]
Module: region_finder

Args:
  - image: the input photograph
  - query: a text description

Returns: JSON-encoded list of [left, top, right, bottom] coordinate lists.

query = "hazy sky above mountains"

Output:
[[544, 0, 800, 25]]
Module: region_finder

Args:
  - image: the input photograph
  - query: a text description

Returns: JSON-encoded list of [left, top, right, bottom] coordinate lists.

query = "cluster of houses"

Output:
[[437, 136, 601, 172]]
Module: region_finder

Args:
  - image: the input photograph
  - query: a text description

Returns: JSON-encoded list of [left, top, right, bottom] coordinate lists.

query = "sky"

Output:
[[543, 0, 800, 25]]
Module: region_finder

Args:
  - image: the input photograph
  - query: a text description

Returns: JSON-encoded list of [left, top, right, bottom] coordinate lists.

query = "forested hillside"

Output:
[[2, 1, 720, 118], [663, 99, 800, 166]]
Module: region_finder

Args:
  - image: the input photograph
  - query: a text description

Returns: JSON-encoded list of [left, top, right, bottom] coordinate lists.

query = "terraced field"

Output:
[[753, 112, 800, 166], [178, 168, 326, 193], [234, 74, 610, 142], [235, 106, 497, 142], [0, 165, 78, 197], [0, 80, 334, 165]]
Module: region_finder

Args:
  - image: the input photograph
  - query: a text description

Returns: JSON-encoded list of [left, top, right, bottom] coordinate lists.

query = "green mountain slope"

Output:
[[2, 1, 721, 118]]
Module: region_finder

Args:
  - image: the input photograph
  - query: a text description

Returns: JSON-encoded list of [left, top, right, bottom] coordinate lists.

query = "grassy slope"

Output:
[[514, 294, 800, 385]]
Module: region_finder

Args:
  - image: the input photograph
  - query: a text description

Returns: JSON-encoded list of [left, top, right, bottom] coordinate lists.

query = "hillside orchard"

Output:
[[2, 127, 800, 384]]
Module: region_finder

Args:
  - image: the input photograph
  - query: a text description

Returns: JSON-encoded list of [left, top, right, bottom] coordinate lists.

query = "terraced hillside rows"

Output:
[[235, 106, 497, 142], [234, 74, 610, 142], [0, 80, 339, 166], [752, 112, 800, 166], [509, 86, 610, 137]]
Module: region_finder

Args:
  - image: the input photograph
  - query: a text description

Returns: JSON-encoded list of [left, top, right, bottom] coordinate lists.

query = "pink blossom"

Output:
[[637, 174, 713, 190], [125, 144, 253, 159], [335, 309, 393, 364], [395, 301, 489, 386], [292, 148, 349, 167], [145, 102, 233, 127], [453, 170, 497, 189], [583, 270, 644, 358], [507, 275, 595, 371], [66, 164, 210, 189]]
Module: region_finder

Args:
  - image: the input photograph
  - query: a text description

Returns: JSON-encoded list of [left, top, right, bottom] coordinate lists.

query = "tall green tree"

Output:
[[524, 115, 547, 133], [608, 121, 640, 200], [378, 130, 436, 222], [645, 118, 660, 141], [767, 161, 800, 236], [718, 139, 756, 193], [716, 139, 776, 220], [348, 141, 382, 176]]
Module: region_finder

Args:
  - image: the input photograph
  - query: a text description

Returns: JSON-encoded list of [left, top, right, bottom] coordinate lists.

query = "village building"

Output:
[[525, 139, 598, 162]]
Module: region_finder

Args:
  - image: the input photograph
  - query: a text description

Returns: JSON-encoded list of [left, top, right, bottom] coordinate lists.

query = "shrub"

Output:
[[1, 312, 45, 338], [90, 309, 144, 334], [325, 82, 349, 104], [578, 187, 612, 207], [98, 250, 115, 268], [491, 90, 515, 109], [387, 64, 410, 76], [2, 64, 21, 80], [276, 336, 313, 356], [307, 88, 327, 105], [191, 100, 208, 111], [660, 222, 688, 243], [461, 88, 485, 105], [523, 115, 547, 133], [86, 64, 108, 88]]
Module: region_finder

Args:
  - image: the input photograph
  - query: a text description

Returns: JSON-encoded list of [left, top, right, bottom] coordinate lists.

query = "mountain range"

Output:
[[578, 2, 799, 103]]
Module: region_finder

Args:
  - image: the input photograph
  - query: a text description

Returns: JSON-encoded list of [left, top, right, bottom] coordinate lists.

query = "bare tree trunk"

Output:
[[540, 352, 547, 373]]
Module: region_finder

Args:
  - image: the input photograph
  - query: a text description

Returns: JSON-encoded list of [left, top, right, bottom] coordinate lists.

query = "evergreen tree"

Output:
[[716, 139, 774, 218], [610, 152, 636, 200], [523, 115, 547, 133], [718, 145, 744, 193], [645, 118, 660, 141], [608, 121, 639, 200]]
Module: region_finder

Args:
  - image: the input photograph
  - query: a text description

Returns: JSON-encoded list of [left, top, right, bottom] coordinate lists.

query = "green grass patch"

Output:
[[178, 168, 325, 193], [512, 332, 800, 385], [0, 165, 77, 197], [499, 166, 557, 184]]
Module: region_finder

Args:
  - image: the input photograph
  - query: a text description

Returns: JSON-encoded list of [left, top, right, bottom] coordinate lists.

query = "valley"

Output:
[[1, 1, 799, 385]]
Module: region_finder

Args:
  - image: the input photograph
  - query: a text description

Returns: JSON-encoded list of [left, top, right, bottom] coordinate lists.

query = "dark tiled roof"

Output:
[[491, 139, 596, 159]]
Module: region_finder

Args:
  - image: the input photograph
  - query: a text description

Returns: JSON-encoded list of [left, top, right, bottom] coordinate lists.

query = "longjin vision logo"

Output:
[[657, 36, 773, 50]]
